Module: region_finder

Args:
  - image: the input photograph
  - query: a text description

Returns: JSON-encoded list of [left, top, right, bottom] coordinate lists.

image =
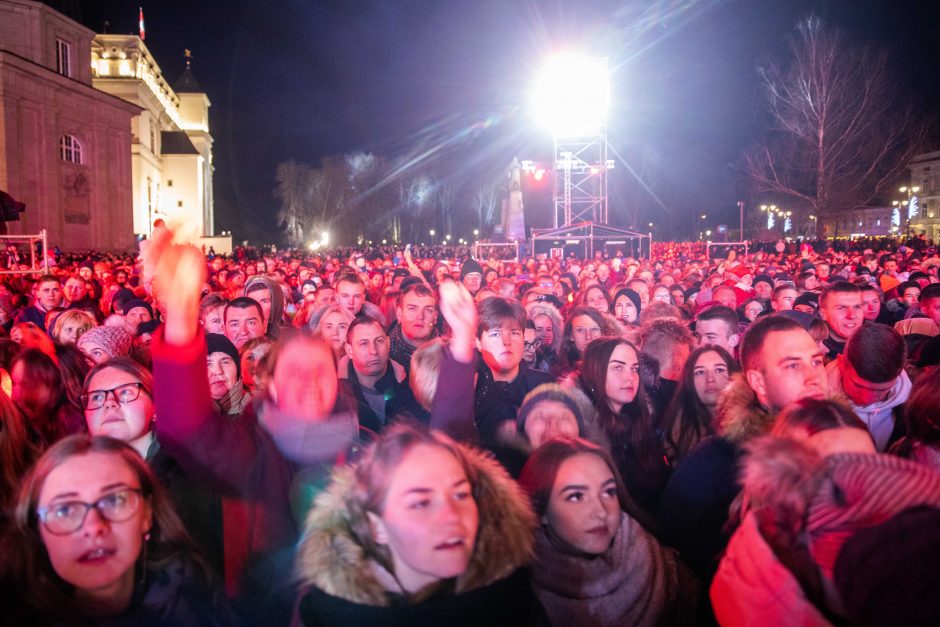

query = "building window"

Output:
[[177, 201, 183, 207], [59, 135, 83, 163], [167, 180, 173, 187], [56, 39, 71, 77]]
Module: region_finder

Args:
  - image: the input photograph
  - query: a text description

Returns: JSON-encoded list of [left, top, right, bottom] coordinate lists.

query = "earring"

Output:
[[144, 532, 151, 541]]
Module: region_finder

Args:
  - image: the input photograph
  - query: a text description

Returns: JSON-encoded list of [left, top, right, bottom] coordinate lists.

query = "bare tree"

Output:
[[473, 178, 502, 231], [274, 161, 312, 247], [745, 16, 928, 224]]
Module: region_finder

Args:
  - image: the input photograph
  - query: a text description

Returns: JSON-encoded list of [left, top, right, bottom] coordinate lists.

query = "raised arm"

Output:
[[429, 281, 477, 441], [145, 227, 261, 493]]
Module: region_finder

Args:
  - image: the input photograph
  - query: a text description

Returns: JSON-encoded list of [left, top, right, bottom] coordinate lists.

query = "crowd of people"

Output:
[[0, 230, 938, 626]]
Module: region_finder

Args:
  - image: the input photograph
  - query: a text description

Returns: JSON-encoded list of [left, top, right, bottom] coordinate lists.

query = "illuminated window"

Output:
[[56, 39, 71, 77], [59, 135, 82, 164]]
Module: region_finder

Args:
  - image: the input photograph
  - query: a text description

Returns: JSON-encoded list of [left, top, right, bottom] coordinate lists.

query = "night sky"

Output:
[[75, 0, 939, 245]]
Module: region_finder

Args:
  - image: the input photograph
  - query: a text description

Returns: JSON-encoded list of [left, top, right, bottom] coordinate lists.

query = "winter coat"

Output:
[[658, 373, 773, 578], [152, 330, 476, 621], [711, 512, 831, 627], [294, 441, 545, 627], [6, 559, 239, 627], [152, 331, 364, 621], [826, 360, 910, 451], [474, 359, 555, 445], [711, 436, 940, 623], [338, 358, 426, 433]]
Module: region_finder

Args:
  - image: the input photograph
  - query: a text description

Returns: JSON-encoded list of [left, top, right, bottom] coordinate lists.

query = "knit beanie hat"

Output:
[[206, 333, 241, 377], [460, 258, 484, 280], [516, 384, 586, 436], [77, 325, 133, 359], [111, 287, 136, 313], [793, 292, 819, 312], [123, 299, 153, 317], [753, 274, 774, 290], [612, 288, 642, 318]]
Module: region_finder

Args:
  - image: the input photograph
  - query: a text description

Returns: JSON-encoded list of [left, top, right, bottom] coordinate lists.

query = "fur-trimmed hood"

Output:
[[295, 441, 536, 606], [715, 373, 774, 444]]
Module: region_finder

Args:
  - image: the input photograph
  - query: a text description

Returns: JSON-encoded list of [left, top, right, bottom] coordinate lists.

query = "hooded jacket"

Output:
[[244, 275, 286, 338], [826, 360, 911, 451], [711, 437, 940, 624], [294, 441, 544, 627]]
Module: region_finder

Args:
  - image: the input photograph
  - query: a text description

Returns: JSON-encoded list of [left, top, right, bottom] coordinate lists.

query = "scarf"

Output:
[[531, 512, 675, 627]]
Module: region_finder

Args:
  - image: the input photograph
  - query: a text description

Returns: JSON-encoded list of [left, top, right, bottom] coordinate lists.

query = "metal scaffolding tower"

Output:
[[553, 133, 612, 227]]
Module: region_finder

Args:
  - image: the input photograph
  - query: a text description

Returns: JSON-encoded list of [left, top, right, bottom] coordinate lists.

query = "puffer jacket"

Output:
[[294, 440, 546, 627], [711, 436, 940, 623]]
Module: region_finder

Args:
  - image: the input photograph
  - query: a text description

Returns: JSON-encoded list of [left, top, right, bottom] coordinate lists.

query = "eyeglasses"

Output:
[[36, 489, 143, 535], [524, 339, 541, 350], [81, 383, 145, 410]]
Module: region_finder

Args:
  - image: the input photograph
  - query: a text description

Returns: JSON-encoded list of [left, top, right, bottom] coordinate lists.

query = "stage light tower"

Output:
[[532, 53, 611, 228]]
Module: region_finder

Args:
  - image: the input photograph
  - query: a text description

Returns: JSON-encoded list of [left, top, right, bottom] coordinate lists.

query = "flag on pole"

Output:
[[139, 7, 145, 40]]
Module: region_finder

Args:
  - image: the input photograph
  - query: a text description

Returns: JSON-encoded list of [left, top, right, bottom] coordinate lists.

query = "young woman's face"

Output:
[[613, 295, 638, 324], [545, 453, 619, 555], [692, 350, 731, 408], [571, 315, 602, 353], [84, 368, 154, 444], [319, 311, 350, 352], [585, 287, 608, 313], [37, 452, 152, 603], [369, 444, 479, 594], [604, 343, 639, 412], [523, 400, 580, 449]]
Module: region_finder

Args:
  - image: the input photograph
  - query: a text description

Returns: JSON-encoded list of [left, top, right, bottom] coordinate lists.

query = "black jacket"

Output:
[[474, 359, 555, 444]]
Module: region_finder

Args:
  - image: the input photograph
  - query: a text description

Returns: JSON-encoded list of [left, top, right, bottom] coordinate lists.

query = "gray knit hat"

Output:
[[516, 383, 586, 436]]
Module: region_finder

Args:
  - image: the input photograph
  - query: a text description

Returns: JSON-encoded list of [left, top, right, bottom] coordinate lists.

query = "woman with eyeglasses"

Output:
[[81, 358, 224, 581], [1, 434, 235, 625]]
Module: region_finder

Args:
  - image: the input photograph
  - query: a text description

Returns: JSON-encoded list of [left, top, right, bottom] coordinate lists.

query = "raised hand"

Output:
[[142, 225, 207, 345], [438, 280, 477, 363]]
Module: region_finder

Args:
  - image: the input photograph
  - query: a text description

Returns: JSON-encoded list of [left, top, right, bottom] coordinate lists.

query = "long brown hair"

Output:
[[7, 435, 212, 616], [578, 337, 663, 476], [0, 391, 38, 512], [661, 345, 739, 463]]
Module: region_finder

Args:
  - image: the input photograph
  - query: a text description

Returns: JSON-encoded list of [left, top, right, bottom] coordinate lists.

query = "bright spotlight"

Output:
[[532, 53, 609, 136]]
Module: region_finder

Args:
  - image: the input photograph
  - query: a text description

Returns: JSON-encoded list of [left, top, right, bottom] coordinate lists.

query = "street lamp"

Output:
[[473, 228, 479, 237], [429, 229, 435, 237]]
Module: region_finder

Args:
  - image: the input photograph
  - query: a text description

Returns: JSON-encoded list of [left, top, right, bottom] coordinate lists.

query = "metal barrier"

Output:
[[0, 229, 49, 275]]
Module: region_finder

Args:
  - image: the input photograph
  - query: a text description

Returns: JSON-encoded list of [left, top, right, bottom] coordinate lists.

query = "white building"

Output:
[[908, 151, 940, 243], [92, 36, 215, 240]]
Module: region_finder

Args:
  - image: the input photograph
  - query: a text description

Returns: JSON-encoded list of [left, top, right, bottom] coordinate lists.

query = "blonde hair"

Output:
[[51, 309, 97, 344], [409, 338, 446, 411]]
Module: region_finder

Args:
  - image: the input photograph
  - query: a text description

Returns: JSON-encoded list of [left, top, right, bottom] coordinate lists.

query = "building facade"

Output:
[[92, 35, 214, 241], [908, 151, 940, 243], [0, 0, 139, 251], [820, 207, 895, 239]]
